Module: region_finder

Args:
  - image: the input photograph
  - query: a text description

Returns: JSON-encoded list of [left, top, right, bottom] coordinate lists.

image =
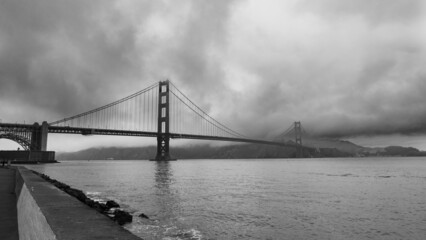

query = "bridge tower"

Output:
[[294, 121, 303, 158], [31, 121, 49, 151], [154, 80, 172, 161]]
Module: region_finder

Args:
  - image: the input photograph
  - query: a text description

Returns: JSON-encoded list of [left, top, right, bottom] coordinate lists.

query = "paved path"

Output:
[[0, 167, 19, 240]]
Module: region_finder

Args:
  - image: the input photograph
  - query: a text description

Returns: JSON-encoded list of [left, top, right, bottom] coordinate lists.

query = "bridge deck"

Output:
[[1, 123, 313, 151], [169, 133, 311, 149], [49, 126, 311, 149]]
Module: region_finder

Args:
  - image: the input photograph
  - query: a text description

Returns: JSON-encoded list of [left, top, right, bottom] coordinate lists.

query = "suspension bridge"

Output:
[[0, 80, 311, 161]]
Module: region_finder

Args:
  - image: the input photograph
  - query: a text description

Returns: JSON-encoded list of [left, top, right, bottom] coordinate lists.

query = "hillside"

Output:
[[57, 143, 352, 160], [302, 137, 365, 154], [56, 137, 426, 160]]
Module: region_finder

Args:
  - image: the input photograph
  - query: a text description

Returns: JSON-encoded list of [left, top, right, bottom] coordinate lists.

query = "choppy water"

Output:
[[26, 158, 426, 240]]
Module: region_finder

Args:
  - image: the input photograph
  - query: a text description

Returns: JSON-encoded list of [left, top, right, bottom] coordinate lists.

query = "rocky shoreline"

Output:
[[30, 170, 135, 225]]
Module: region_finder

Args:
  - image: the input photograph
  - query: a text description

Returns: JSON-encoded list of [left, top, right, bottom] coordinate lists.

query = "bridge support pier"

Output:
[[155, 134, 171, 161], [153, 80, 175, 161]]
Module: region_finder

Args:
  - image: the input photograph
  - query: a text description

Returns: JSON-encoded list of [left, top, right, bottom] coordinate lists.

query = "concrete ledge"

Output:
[[15, 167, 141, 240], [17, 184, 56, 240]]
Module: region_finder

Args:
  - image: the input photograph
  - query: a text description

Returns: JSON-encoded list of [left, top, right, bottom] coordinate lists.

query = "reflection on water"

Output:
[[153, 161, 179, 219], [150, 161, 203, 240], [155, 161, 173, 191]]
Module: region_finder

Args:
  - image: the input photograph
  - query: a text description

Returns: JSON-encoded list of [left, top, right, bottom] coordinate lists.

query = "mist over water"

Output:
[[27, 158, 426, 240]]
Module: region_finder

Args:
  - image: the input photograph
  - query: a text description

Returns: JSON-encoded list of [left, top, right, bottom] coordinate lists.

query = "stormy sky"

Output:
[[1, 0, 426, 151]]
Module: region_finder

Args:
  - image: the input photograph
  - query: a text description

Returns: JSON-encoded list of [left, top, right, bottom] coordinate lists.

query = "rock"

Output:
[[106, 200, 120, 209], [114, 210, 132, 225], [85, 198, 95, 207], [53, 181, 70, 190], [65, 188, 87, 202], [93, 202, 108, 213], [138, 213, 149, 219], [32, 170, 134, 226]]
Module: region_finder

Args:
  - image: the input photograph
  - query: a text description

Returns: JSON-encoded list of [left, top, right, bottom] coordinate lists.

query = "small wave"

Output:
[[86, 191, 101, 196], [163, 227, 202, 240], [176, 228, 202, 240], [85, 192, 104, 202], [326, 173, 358, 177]]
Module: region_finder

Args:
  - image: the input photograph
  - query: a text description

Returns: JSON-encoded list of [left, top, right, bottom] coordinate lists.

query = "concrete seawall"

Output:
[[14, 167, 141, 240]]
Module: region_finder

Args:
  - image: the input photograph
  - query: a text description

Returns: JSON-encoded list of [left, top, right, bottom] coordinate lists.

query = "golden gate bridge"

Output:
[[0, 81, 311, 161]]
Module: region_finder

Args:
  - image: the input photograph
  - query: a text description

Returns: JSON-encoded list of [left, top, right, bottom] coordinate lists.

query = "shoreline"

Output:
[[30, 170, 138, 225], [8, 166, 142, 239]]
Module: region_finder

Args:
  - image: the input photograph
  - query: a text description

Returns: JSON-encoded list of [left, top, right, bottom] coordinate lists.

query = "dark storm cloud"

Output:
[[0, 0, 238, 123], [1, 0, 426, 141], [220, 0, 426, 139], [295, 0, 426, 138], [298, 0, 423, 24], [141, 0, 240, 110], [0, 0, 144, 121]]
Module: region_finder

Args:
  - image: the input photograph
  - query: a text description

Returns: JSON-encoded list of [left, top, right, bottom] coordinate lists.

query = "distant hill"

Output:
[[56, 139, 426, 160], [57, 143, 352, 160], [382, 146, 426, 156], [302, 137, 365, 154], [57, 146, 157, 160], [280, 137, 426, 157]]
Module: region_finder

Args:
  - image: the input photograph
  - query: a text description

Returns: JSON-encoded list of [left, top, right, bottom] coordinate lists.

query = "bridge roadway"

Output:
[[0, 123, 34, 131], [0, 123, 312, 150]]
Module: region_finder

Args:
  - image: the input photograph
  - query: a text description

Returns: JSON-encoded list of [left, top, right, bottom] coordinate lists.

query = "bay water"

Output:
[[26, 157, 426, 240]]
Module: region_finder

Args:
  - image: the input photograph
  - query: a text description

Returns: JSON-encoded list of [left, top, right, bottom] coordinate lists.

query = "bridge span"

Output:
[[0, 81, 309, 161]]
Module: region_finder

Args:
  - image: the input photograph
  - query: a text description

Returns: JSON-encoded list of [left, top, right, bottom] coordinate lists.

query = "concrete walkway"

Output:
[[0, 167, 19, 240]]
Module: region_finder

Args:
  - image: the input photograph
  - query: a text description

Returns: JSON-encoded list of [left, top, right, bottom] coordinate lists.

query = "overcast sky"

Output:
[[1, 0, 426, 151]]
